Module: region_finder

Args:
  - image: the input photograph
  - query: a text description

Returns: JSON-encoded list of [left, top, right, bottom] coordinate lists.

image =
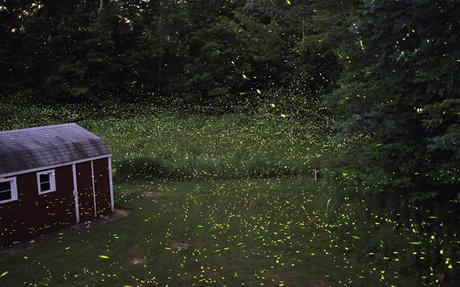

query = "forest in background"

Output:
[[1, 1, 460, 284], [1, 0, 352, 108], [1, 1, 459, 229]]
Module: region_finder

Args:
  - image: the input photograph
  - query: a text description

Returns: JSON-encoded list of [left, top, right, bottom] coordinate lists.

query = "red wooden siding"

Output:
[[76, 161, 95, 222], [0, 157, 113, 248], [0, 165, 76, 247], [93, 158, 112, 217]]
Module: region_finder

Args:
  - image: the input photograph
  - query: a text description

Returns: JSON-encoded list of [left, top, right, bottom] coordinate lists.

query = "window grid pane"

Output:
[[0, 182, 10, 192], [40, 182, 51, 192], [0, 190, 12, 201], [38, 171, 55, 193], [39, 173, 50, 182]]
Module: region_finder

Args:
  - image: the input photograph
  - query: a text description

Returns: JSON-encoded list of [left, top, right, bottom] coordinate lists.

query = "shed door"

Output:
[[76, 161, 95, 222], [93, 158, 112, 216]]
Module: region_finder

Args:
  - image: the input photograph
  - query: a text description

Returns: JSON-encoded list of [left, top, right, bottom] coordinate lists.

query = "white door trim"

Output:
[[72, 164, 80, 224]]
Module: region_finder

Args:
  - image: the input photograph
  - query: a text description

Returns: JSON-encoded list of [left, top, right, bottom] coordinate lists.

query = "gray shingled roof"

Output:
[[0, 123, 111, 176]]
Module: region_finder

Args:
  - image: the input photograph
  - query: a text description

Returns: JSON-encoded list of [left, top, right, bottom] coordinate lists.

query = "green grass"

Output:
[[1, 107, 458, 286], [1, 178, 452, 286], [83, 113, 330, 181], [0, 178, 399, 286], [2, 104, 332, 182]]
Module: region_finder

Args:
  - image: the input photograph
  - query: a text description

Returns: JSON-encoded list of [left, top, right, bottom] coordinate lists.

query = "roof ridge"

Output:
[[0, 123, 79, 134], [0, 123, 111, 176]]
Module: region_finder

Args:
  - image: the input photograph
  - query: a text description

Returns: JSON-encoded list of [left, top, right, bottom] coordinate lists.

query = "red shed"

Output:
[[0, 123, 114, 247]]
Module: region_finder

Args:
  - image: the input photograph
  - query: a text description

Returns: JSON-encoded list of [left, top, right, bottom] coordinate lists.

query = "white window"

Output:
[[0, 177, 18, 204], [37, 170, 56, 195]]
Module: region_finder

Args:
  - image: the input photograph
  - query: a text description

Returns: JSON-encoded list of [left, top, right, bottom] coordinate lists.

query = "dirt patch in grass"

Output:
[[72, 208, 130, 229], [177, 273, 194, 286], [102, 208, 130, 222], [264, 271, 327, 287], [129, 256, 146, 265], [167, 240, 191, 250], [143, 190, 169, 198]]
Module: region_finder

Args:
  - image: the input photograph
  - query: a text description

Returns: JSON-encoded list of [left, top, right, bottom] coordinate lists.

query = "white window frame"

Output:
[[0, 177, 18, 204], [37, 169, 56, 195]]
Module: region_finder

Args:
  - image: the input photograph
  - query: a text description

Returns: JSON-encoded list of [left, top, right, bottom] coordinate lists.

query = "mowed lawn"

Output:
[[0, 177, 432, 287], [84, 113, 331, 181], [1, 112, 454, 286], [0, 177, 393, 287]]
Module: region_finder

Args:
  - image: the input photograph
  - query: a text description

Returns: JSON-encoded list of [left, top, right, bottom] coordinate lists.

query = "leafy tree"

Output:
[[0, 0, 47, 97], [0, 0, 351, 109], [330, 0, 460, 204]]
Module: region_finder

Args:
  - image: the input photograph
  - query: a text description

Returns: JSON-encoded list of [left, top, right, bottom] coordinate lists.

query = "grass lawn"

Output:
[[0, 177, 430, 287], [0, 177, 395, 287], [1, 110, 457, 286], [83, 113, 330, 181], [2, 104, 332, 181]]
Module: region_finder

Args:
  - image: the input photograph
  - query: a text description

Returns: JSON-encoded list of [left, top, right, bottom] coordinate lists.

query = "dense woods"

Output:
[[2, 0, 458, 211], [1, 1, 460, 285], [1, 0, 351, 107], [328, 1, 460, 214]]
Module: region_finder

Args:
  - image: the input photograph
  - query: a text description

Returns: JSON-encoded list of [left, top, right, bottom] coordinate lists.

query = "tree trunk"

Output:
[[157, 54, 162, 95], [98, 0, 104, 13]]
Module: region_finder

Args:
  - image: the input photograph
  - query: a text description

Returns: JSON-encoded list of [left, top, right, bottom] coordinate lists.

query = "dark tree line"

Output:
[[1, 0, 459, 207], [329, 0, 460, 211], [0, 0, 348, 107]]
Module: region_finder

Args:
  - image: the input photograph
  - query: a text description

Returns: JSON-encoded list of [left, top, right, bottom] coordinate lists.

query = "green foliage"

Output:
[[0, 0, 344, 109], [1, 1, 459, 284], [329, 1, 460, 203], [2, 101, 460, 285]]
